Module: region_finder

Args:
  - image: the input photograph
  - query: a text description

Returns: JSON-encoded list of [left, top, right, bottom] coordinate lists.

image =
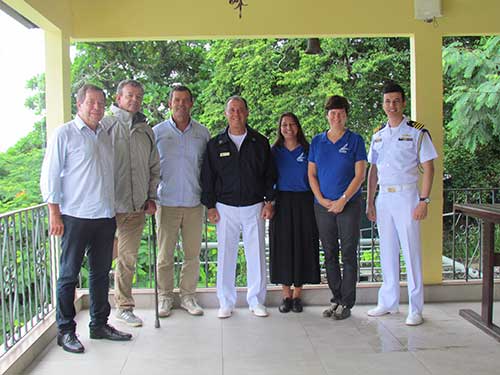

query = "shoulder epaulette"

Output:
[[407, 120, 425, 130], [408, 119, 432, 139], [373, 123, 385, 134]]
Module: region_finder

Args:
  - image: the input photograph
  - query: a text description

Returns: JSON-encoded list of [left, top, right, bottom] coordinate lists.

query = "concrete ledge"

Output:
[[76, 280, 500, 309]]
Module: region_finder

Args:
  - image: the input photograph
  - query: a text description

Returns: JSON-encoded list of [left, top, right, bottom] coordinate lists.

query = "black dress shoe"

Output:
[[90, 324, 132, 341], [333, 305, 351, 320], [292, 298, 303, 313], [57, 332, 85, 353], [278, 298, 293, 313]]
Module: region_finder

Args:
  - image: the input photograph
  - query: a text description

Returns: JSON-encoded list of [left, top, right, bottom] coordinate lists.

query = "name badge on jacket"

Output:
[[219, 152, 230, 157]]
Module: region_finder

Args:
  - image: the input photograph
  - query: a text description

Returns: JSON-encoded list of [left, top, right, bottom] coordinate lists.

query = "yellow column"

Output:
[[45, 29, 71, 139], [410, 29, 444, 284]]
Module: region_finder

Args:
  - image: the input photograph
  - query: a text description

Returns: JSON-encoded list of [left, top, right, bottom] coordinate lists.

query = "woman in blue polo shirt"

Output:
[[270, 112, 320, 313], [308, 95, 367, 320]]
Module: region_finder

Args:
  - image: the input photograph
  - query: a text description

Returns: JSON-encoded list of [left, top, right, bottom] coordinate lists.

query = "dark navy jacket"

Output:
[[201, 126, 277, 209]]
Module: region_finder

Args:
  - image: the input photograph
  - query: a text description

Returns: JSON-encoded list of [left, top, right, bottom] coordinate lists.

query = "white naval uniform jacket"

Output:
[[367, 116, 438, 185]]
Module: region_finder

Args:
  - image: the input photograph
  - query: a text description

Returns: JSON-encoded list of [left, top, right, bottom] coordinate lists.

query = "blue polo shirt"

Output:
[[272, 145, 310, 192], [309, 129, 367, 201]]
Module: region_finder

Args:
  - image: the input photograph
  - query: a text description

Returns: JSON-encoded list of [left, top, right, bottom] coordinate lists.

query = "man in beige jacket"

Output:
[[102, 80, 160, 327]]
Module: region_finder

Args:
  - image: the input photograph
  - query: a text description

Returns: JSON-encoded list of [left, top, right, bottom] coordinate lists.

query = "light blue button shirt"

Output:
[[40, 115, 115, 219], [153, 118, 210, 207]]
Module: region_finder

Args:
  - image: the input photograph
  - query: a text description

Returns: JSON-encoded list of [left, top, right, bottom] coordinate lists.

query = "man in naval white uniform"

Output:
[[365, 82, 437, 326]]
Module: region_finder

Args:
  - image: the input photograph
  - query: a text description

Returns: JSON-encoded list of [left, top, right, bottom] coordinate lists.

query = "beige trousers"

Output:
[[114, 212, 146, 310], [156, 205, 203, 299]]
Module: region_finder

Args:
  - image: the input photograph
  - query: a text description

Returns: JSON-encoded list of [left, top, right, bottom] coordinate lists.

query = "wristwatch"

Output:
[[419, 197, 431, 204]]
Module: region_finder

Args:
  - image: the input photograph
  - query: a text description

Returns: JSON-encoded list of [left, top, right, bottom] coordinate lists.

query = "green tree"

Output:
[[442, 36, 500, 188], [198, 37, 410, 142], [443, 36, 500, 152], [71, 41, 209, 125]]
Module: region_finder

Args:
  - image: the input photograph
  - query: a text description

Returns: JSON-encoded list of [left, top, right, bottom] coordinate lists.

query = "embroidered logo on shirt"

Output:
[[219, 152, 230, 157], [339, 143, 349, 154], [296, 152, 306, 162]]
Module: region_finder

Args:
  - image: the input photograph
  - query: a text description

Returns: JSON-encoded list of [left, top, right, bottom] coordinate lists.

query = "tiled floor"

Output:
[[24, 302, 500, 375]]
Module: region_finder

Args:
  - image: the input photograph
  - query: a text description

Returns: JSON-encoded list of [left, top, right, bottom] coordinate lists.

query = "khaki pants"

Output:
[[114, 212, 146, 310], [156, 205, 203, 299]]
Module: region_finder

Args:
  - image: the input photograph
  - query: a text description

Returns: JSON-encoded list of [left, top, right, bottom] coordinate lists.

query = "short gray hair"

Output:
[[116, 79, 144, 95], [76, 84, 105, 103], [225, 95, 248, 111]]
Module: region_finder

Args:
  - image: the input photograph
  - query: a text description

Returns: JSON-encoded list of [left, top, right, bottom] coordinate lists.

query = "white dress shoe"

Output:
[[217, 307, 233, 319], [405, 313, 424, 326], [249, 304, 268, 317], [367, 306, 399, 317]]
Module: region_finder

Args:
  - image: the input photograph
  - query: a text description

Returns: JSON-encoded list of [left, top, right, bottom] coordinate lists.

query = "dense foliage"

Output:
[[442, 36, 500, 188], [1, 36, 499, 215]]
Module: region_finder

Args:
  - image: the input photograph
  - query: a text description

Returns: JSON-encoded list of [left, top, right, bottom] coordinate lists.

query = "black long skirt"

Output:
[[269, 191, 320, 285]]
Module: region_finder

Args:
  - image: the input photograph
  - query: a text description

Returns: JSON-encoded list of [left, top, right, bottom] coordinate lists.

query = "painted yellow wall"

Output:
[[5, 0, 72, 32], [45, 30, 72, 139], [68, 0, 500, 40], [410, 31, 444, 284]]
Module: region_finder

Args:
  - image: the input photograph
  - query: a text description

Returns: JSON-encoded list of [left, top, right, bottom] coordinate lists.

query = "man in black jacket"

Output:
[[201, 96, 276, 319]]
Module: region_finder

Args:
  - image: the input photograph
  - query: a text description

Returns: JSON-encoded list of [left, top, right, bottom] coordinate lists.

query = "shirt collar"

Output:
[[75, 115, 102, 133], [383, 115, 408, 133], [168, 117, 192, 134], [319, 129, 351, 143]]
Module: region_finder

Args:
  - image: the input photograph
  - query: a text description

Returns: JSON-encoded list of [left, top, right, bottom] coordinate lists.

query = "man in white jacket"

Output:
[[101, 80, 160, 327]]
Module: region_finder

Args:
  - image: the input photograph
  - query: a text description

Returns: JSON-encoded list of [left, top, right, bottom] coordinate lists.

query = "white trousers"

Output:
[[216, 202, 267, 309], [375, 186, 423, 315]]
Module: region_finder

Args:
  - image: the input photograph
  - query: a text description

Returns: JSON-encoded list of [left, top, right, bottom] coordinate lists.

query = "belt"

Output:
[[379, 183, 417, 193]]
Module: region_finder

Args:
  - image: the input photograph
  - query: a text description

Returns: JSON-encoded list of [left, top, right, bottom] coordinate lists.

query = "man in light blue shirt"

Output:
[[153, 85, 210, 317], [41, 84, 132, 354]]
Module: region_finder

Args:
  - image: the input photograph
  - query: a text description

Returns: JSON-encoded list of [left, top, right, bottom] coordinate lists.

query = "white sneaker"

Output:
[[217, 307, 233, 319], [115, 309, 143, 327], [180, 295, 204, 316], [367, 306, 399, 317], [406, 313, 424, 326], [158, 297, 174, 318], [249, 304, 268, 317]]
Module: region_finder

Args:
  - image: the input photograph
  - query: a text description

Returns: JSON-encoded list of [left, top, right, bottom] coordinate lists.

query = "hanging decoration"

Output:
[[229, 0, 247, 18]]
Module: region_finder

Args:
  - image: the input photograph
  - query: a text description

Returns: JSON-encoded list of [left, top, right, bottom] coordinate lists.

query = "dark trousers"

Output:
[[314, 197, 361, 308], [57, 215, 116, 333]]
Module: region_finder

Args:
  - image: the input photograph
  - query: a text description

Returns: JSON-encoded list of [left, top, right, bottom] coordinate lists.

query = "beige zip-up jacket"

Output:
[[101, 104, 160, 213]]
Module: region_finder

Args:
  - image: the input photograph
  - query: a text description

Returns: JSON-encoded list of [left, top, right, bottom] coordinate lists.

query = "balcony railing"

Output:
[[0, 204, 57, 356], [1, 188, 499, 357], [443, 187, 500, 281]]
